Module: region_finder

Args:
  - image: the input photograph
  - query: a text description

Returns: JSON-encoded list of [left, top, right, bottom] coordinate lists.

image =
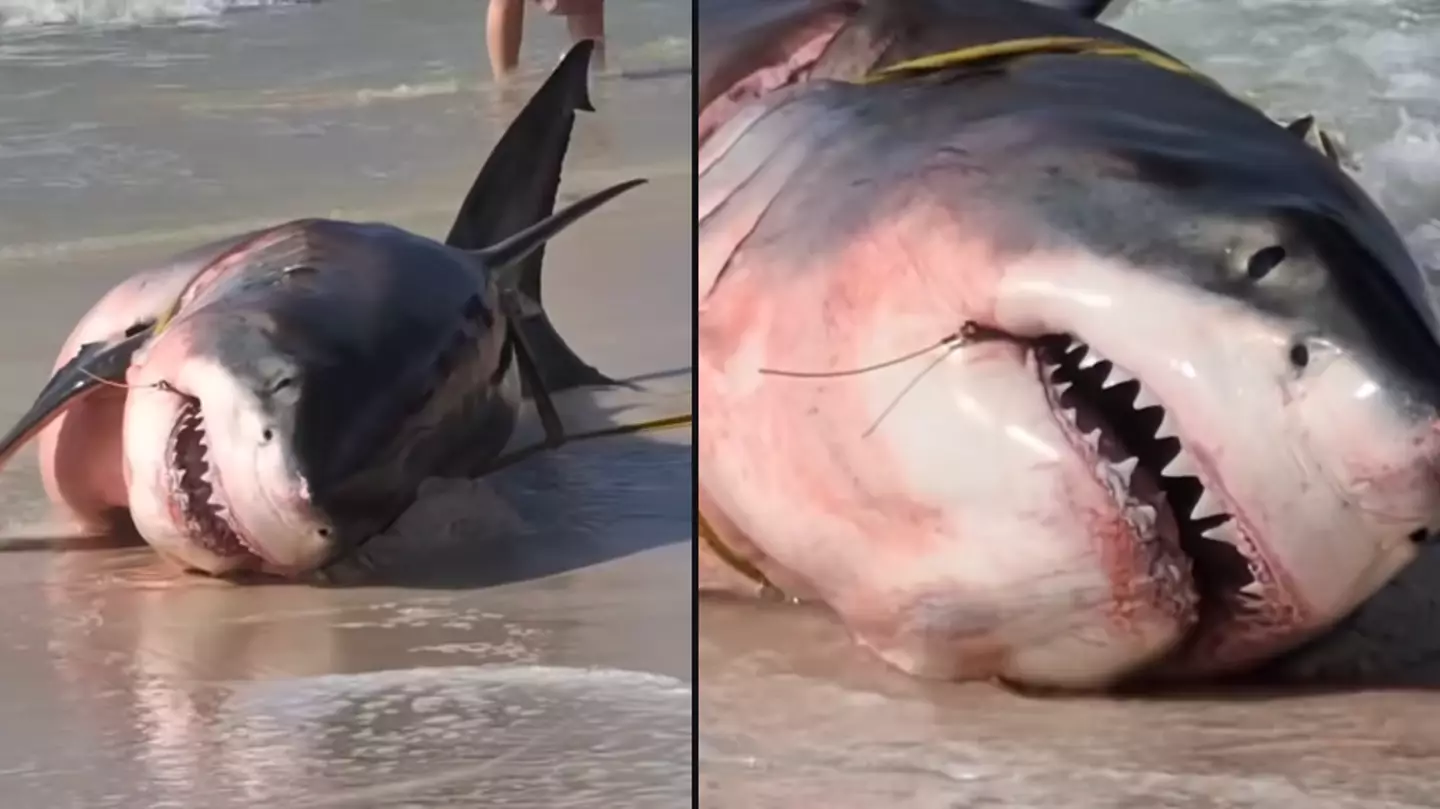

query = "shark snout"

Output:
[[122, 327, 338, 577]]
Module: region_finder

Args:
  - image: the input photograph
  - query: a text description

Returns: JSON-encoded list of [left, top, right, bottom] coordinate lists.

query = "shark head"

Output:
[[696, 8, 1440, 687]]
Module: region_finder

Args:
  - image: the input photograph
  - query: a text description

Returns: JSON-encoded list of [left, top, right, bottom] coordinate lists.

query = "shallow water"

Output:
[[698, 0, 1440, 806], [2, 418, 693, 807], [1120, 0, 1440, 270], [0, 0, 693, 804], [0, 0, 690, 256]]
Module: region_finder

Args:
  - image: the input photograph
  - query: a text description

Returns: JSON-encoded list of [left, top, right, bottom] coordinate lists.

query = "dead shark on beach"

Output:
[[697, 0, 1440, 690], [0, 41, 651, 579]]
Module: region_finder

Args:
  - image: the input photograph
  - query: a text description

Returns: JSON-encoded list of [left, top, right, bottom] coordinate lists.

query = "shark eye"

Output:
[[1288, 342, 1310, 369], [1245, 245, 1287, 281]]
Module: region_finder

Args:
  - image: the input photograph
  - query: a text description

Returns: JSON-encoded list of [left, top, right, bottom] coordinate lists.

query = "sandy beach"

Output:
[[0, 0, 692, 805]]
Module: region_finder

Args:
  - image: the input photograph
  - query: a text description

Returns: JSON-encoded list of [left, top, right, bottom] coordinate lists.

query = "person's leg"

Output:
[[486, 0, 526, 81], [563, 0, 606, 72]]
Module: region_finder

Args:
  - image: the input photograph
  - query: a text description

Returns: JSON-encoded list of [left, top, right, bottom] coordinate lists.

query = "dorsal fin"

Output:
[[446, 39, 620, 393], [444, 40, 595, 253]]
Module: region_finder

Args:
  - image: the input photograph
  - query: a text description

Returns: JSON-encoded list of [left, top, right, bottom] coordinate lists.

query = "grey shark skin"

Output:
[[697, 0, 1440, 690], [698, 0, 1163, 146], [2, 41, 646, 578]]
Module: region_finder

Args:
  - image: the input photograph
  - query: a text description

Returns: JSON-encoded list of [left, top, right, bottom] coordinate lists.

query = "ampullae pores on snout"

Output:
[[0, 41, 645, 578], [697, 0, 1440, 689]]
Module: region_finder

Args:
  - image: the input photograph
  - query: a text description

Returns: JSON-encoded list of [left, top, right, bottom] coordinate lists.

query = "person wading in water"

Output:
[[486, 0, 606, 81]]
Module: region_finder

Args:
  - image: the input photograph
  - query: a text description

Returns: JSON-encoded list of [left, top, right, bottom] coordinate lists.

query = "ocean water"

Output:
[[0, 0, 285, 28], [1117, 0, 1440, 272], [0, 0, 691, 259]]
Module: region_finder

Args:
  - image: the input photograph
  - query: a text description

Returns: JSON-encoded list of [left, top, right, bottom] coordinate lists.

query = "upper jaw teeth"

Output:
[[1202, 518, 1242, 544], [1102, 365, 1135, 388], [1046, 336, 1235, 528], [1162, 453, 1200, 478], [1190, 490, 1228, 523]]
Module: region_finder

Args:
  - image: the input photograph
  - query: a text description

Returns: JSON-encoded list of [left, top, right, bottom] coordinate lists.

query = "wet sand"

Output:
[[701, 559, 1440, 809], [0, 3, 692, 802]]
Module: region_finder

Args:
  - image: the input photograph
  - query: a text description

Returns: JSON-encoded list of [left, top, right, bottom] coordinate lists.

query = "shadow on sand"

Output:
[[324, 406, 692, 590]]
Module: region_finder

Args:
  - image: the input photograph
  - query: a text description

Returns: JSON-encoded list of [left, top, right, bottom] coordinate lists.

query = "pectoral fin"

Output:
[[0, 326, 153, 471]]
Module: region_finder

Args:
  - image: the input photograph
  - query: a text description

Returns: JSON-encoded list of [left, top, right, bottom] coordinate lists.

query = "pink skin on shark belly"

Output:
[[38, 264, 200, 532], [699, 205, 1199, 688]]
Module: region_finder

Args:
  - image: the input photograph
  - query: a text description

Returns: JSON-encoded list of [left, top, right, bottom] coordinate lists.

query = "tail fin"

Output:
[[446, 40, 614, 392]]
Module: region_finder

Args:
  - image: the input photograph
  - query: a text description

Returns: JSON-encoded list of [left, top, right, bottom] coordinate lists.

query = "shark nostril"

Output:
[[261, 428, 274, 442]]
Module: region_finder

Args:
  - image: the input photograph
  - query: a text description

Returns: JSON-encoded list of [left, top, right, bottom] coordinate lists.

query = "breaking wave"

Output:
[[0, 0, 296, 28]]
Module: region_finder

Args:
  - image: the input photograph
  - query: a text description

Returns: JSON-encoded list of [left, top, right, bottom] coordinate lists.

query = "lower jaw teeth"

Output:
[[1042, 339, 1263, 607]]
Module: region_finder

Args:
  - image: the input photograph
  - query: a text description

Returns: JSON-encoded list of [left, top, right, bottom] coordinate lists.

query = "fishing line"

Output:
[[75, 367, 172, 393], [863, 347, 956, 438], [487, 411, 693, 475], [757, 321, 1007, 379], [755, 321, 1011, 436]]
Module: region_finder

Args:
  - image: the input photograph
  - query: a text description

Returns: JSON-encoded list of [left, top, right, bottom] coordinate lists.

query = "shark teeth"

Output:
[[1155, 411, 1181, 441], [169, 396, 258, 561], [1201, 518, 1243, 545], [1190, 490, 1229, 524], [1132, 386, 1163, 410], [1237, 580, 1267, 602], [1112, 456, 1140, 484], [1162, 452, 1200, 479], [1101, 364, 1135, 388], [1039, 334, 1257, 599]]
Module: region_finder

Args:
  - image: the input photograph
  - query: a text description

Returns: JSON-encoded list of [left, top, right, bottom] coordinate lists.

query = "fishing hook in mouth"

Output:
[[757, 321, 1012, 380], [756, 320, 1018, 436]]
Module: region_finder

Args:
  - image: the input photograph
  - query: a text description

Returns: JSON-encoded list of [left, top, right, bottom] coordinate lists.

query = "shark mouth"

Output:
[[1034, 335, 1272, 639], [167, 397, 263, 566]]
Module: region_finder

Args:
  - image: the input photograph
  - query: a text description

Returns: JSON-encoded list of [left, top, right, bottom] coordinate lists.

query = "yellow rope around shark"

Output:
[[853, 34, 1367, 150], [568, 412, 692, 441], [153, 296, 185, 336], [487, 410, 693, 474], [857, 35, 1220, 90], [698, 507, 789, 600]]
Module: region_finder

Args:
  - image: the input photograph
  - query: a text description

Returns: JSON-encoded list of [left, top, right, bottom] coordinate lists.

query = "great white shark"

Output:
[[0, 41, 647, 578], [697, 0, 1440, 689]]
